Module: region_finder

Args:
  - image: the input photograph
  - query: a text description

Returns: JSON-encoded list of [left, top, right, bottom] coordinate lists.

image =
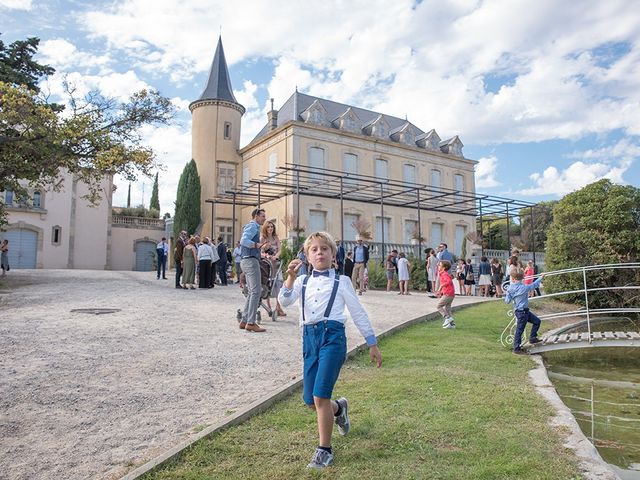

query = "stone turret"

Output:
[[189, 37, 244, 238]]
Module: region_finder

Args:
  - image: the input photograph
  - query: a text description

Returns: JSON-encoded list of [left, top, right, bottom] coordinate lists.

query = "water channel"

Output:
[[543, 317, 640, 479]]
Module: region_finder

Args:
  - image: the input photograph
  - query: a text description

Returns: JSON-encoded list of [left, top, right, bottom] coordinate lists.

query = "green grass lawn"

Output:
[[142, 301, 583, 480]]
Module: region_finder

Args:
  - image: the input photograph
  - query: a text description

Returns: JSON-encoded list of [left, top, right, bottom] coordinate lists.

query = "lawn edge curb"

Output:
[[121, 305, 467, 479], [529, 355, 619, 480]]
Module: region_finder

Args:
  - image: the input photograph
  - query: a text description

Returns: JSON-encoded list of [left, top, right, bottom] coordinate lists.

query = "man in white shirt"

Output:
[[156, 237, 168, 279]]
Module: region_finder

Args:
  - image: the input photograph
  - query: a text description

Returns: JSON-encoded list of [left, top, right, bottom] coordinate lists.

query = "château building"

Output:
[[192, 38, 477, 256]]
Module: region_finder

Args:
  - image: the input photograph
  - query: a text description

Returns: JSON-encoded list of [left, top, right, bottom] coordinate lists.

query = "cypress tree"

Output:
[[149, 172, 160, 214], [173, 160, 201, 237], [126, 183, 131, 208]]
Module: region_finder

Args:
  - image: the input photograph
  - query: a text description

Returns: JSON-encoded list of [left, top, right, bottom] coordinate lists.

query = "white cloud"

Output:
[[517, 159, 632, 196], [235, 80, 258, 111], [565, 138, 640, 162], [113, 124, 192, 214], [0, 0, 31, 10], [44, 70, 152, 106], [475, 155, 502, 188], [75, 0, 640, 146], [39, 39, 111, 72]]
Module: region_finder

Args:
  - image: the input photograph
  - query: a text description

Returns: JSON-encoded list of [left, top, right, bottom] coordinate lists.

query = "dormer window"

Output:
[[440, 136, 464, 157], [363, 115, 390, 139], [400, 131, 414, 145], [301, 99, 330, 127], [416, 129, 441, 151], [310, 109, 324, 124], [333, 107, 362, 134], [343, 116, 356, 131]]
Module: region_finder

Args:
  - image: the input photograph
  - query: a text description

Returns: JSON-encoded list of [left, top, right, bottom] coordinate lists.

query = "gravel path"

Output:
[[0, 269, 487, 480]]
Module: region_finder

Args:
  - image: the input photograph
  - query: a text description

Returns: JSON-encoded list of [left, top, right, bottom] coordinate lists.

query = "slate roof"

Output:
[[251, 91, 425, 143], [195, 37, 241, 105]]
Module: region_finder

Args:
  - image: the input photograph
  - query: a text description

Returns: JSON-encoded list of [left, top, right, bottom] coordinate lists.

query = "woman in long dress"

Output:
[[260, 221, 286, 316], [182, 237, 197, 289], [426, 248, 438, 293], [397, 252, 411, 295]]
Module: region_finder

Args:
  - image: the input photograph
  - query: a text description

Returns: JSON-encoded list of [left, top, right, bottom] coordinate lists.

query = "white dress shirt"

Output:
[[278, 270, 377, 346]]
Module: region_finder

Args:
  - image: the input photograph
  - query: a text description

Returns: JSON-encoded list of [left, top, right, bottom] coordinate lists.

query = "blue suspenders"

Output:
[[301, 274, 341, 324]]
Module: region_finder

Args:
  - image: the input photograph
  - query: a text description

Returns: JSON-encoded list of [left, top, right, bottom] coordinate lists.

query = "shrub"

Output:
[[366, 261, 388, 289], [410, 258, 427, 291], [545, 179, 640, 308]]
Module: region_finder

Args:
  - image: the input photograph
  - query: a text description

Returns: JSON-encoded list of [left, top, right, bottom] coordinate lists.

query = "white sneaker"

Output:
[[307, 448, 334, 469], [442, 316, 453, 328], [444, 322, 456, 329], [334, 397, 350, 436]]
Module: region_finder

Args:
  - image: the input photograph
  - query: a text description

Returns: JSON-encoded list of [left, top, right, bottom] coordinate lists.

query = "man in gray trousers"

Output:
[[239, 208, 267, 332]]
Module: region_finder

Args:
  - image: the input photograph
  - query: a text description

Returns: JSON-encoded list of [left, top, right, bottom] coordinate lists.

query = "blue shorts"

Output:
[[302, 320, 347, 405]]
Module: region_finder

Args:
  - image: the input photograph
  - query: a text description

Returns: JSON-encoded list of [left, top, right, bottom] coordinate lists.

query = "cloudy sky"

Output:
[[2, 0, 639, 214]]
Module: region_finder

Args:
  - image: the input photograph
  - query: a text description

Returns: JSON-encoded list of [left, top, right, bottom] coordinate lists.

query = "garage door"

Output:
[[135, 240, 156, 271], [3, 229, 37, 269]]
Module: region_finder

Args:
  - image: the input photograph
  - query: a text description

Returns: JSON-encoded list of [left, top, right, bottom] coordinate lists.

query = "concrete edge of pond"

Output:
[[529, 355, 620, 480]]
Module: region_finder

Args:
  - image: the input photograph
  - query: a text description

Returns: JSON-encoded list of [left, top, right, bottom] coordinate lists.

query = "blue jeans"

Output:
[[241, 257, 261, 325], [156, 253, 166, 278], [513, 308, 541, 350], [302, 321, 347, 405]]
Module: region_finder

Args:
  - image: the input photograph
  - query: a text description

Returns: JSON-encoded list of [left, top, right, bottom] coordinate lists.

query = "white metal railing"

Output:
[[500, 262, 640, 348], [112, 216, 165, 228], [483, 249, 545, 266]]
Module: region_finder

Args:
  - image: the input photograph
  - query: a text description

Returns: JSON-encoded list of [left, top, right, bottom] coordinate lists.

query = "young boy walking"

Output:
[[504, 270, 545, 354], [279, 231, 383, 469], [435, 260, 456, 328]]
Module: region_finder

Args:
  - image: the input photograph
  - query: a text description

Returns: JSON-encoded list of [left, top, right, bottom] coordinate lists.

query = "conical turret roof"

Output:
[[196, 36, 240, 105]]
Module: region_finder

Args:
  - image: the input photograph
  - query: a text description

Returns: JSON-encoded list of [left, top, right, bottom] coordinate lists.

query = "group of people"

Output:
[[158, 211, 543, 470], [171, 232, 231, 290]]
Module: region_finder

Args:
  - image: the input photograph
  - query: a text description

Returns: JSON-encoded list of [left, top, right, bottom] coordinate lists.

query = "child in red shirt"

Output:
[[436, 260, 456, 329]]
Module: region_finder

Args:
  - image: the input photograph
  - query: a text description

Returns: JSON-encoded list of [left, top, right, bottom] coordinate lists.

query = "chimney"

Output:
[[267, 98, 278, 131]]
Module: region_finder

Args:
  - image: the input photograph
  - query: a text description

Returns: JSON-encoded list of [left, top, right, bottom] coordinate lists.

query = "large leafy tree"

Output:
[[0, 35, 174, 225], [173, 160, 201, 237], [544, 179, 640, 307], [0, 37, 54, 92], [519, 201, 556, 252], [475, 215, 520, 251]]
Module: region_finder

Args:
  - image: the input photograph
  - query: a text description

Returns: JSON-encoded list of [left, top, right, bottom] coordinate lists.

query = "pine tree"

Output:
[[173, 160, 201, 237], [127, 183, 131, 208], [149, 172, 160, 214]]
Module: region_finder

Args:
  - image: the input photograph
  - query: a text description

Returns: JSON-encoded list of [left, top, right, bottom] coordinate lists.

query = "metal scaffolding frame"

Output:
[[207, 163, 539, 261]]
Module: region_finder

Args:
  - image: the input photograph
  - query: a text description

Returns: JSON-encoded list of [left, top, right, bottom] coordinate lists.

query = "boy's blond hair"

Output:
[[511, 271, 524, 281], [303, 231, 337, 258]]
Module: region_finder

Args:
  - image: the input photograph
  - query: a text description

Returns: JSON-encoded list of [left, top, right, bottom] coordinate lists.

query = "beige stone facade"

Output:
[[190, 99, 243, 239], [236, 122, 476, 254], [1, 172, 166, 271], [1, 173, 112, 269], [191, 39, 478, 257]]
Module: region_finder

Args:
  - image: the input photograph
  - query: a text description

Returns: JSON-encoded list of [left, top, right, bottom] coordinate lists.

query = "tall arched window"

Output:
[[33, 191, 42, 208], [309, 147, 325, 181]]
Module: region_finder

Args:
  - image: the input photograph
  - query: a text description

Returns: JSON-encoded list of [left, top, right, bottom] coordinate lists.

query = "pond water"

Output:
[[544, 342, 640, 480]]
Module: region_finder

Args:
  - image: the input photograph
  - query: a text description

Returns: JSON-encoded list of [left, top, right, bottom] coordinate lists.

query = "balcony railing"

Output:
[[112, 215, 165, 229]]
